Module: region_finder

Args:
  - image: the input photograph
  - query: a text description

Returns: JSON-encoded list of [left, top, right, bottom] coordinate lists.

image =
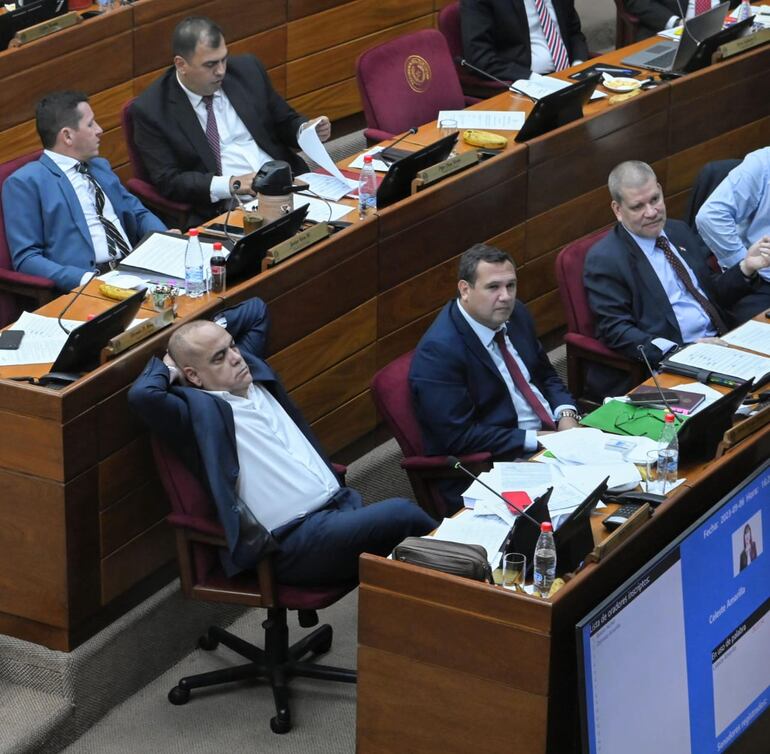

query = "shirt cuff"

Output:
[[665, 15, 680, 28], [524, 430, 539, 452], [210, 175, 233, 203], [718, 247, 751, 271], [80, 270, 95, 287], [552, 404, 577, 421], [651, 337, 678, 356]]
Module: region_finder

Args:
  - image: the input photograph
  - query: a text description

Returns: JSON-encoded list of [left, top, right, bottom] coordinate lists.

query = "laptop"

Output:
[[622, 1, 740, 73]]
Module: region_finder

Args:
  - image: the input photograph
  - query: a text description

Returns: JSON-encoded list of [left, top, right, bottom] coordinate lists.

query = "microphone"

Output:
[[380, 127, 418, 164], [637, 344, 684, 425], [447, 455, 542, 527], [457, 57, 511, 88], [58, 270, 100, 334]]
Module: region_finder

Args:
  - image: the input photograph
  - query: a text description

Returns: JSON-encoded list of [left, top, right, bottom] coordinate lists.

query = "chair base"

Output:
[[167, 607, 357, 733]]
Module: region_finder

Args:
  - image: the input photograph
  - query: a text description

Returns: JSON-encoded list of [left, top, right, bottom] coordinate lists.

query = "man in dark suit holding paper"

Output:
[[583, 160, 769, 398], [409, 244, 578, 511], [132, 16, 331, 227]]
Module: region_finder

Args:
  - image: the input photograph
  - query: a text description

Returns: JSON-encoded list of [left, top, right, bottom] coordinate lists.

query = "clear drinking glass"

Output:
[[439, 118, 459, 156], [501, 553, 526, 592]]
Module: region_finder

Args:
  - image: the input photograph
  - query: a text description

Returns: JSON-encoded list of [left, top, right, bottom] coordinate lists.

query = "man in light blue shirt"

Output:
[[696, 147, 770, 321]]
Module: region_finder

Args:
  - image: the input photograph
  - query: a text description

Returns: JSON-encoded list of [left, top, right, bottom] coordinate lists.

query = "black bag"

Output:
[[393, 537, 494, 583]]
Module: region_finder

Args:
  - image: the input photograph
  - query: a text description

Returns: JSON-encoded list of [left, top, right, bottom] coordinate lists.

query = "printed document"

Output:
[[721, 319, 770, 357], [297, 121, 358, 200], [511, 72, 606, 101], [436, 110, 525, 131], [666, 342, 770, 383]]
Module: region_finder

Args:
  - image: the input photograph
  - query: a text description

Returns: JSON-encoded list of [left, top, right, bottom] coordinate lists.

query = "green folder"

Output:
[[579, 400, 686, 441]]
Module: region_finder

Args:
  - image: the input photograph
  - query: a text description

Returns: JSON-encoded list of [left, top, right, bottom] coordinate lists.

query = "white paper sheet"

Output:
[[297, 121, 358, 199], [0, 311, 82, 366], [294, 195, 353, 222], [667, 342, 770, 383], [347, 146, 390, 173], [295, 172, 358, 201], [511, 72, 606, 101], [721, 319, 770, 356], [432, 511, 511, 566], [119, 233, 217, 280], [436, 109, 526, 131]]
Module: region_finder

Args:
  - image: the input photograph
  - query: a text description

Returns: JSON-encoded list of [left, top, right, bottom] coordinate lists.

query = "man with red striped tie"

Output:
[[460, 0, 589, 82], [623, 0, 728, 40]]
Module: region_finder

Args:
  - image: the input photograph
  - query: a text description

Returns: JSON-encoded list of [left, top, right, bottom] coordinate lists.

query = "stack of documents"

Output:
[[511, 72, 606, 101], [0, 311, 81, 367], [665, 341, 770, 384]]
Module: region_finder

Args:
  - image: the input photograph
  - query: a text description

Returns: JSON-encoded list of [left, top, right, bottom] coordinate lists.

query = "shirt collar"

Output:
[[623, 224, 668, 256], [456, 299, 505, 349], [176, 72, 220, 109], [44, 149, 80, 174]]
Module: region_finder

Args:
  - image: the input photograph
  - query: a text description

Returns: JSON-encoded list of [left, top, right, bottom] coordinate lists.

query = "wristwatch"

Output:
[[558, 409, 579, 421]]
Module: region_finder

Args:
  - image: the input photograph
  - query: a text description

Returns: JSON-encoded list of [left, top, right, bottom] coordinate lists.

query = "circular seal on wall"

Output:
[[404, 55, 432, 93]]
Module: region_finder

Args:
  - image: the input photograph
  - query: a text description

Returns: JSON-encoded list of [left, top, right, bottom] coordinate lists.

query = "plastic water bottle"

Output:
[[657, 413, 679, 492], [357, 155, 377, 219], [209, 242, 227, 294], [184, 228, 206, 298], [734, 0, 752, 22], [533, 522, 557, 598]]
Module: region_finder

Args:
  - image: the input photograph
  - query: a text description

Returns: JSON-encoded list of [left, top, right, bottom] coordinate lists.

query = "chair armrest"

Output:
[[0, 267, 57, 308], [167, 512, 226, 541], [400, 451, 492, 470], [364, 127, 396, 144]]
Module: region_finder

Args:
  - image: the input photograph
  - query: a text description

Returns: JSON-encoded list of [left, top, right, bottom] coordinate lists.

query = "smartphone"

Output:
[[0, 330, 24, 350], [627, 390, 680, 406]]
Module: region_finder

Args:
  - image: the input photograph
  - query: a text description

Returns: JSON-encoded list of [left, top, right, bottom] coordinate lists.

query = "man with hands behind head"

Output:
[[132, 16, 331, 227], [128, 297, 434, 584]]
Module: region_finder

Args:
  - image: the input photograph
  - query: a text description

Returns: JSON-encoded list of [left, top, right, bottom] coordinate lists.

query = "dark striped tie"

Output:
[[202, 94, 222, 174], [77, 162, 131, 262], [533, 0, 570, 72]]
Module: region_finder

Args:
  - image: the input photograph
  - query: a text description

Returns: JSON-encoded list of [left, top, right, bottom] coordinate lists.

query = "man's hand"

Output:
[[557, 416, 580, 431], [229, 173, 257, 196], [163, 353, 186, 385], [740, 235, 770, 276], [696, 336, 727, 346], [300, 117, 331, 142]]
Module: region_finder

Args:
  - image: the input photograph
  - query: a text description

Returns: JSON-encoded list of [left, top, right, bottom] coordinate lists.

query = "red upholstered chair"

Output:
[[121, 99, 192, 230], [151, 437, 356, 734], [370, 350, 493, 519], [0, 151, 57, 327], [438, 1, 510, 99], [555, 228, 645, 405], [614, 0, 641, 47], [356, 28, 477, 142]]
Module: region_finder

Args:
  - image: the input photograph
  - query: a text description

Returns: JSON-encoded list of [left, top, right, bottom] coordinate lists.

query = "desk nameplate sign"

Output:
[[10, 11, 81, 47], [262, 222, 331, 269], [714, 26, 770, 62], [100, 307, 175, 363], [411, 151, 480, 194]]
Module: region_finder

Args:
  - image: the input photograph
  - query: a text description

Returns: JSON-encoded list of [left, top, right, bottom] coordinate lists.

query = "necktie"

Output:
[[533, 0, 570, 72], [694, 0, 711, 15], [493, 330, 556, 430], [76, 162, 131, 262], [202, 94, 222, 175], [655, 235, 727, 336]]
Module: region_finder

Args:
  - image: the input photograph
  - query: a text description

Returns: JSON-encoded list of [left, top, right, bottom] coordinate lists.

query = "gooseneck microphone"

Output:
[[380, 127, 418, 164], [447, 455, 541, 527], [457, 57, 511, 88], [637, 344, 683, 425], [57, 269, 100, 334]]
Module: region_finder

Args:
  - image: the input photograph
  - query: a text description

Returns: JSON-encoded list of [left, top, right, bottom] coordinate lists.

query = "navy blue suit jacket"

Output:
[[2, 153, 165, 291], [128, 298, 335, 573], [409, 300, 574, 458]]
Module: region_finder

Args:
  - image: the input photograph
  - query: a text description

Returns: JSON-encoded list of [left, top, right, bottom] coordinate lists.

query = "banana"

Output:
[[99, 283, 141, 301], [462, 129, 508, 150]]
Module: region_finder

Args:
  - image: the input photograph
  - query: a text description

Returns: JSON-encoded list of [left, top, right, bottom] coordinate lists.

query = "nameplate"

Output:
[[10, 11, 81, 47], [715, 27, 770, 61], [716, 403, 770, 457], [411, 151, 480, 193], [100, 307, 176, 363], [584, 504, 652, 565], [263, 222, 331, 269]]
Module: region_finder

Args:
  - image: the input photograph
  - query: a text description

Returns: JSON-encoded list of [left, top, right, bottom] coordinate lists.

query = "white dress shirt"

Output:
[[44, 149, 131, 286], [666, 0, 721, 27], [458, 302, 573, 451], [177, 75, 275, 203], [208, 383, 339, 532], [523, 0, 581, 74], [626, 226, 716, 355]]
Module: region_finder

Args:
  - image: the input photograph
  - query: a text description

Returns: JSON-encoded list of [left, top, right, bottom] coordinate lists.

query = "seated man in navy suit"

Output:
[[132, 16, 332, 227], [409, 244, 578, 511], [584, 160, 770, 399], [2, 91, 166, 292], [128, 297, 435, 585]]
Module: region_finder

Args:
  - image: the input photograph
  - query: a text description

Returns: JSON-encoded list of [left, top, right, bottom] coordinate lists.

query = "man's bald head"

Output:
[[607, 161, 658, 204], [167, 319, 221, 368]]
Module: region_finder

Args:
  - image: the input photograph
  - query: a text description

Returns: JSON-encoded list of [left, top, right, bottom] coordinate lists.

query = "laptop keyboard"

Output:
[[645, 47, 677, 69]]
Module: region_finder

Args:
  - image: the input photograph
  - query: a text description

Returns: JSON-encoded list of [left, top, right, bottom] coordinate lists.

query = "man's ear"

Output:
[[610, 200, 622, 223], [182, 365, 201, 387], [173, 55, 186, 73], [458, 279, 470, 301]]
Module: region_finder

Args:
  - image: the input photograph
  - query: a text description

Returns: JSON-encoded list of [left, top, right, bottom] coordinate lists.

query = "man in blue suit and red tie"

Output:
[[409, 244, 578, 511], [2, 91, 166, 292]]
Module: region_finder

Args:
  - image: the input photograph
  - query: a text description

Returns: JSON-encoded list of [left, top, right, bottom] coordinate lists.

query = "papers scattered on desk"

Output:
[[347, 147, 390, 173], [657, 26, 683, 40], [297, 121, 358, 199], [432, 510, 511, 567], [0, 311, 81, 366], [721, 319, 770, 356], [537, 427, 657, 466], [511, 72, 606, 101], [119, 232, 218, 281], [294, 195, 352, 223], [436, 109, 526, 131], [665, 342, 770, 384]]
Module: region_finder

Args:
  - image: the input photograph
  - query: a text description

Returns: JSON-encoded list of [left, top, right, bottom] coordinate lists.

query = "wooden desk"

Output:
[[2, 32, 770, 650]]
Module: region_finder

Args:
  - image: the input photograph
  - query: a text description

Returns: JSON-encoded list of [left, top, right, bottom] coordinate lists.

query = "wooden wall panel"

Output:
[[100, 481, 169, 556], [288, 0, 351, 20], [376, 307, 442, 369], [311, 390, 378, 454], [99, 436, 156, 510], [527, 289, 565, 336], [287, 0, 433, 59], [288, 77, 362, 122]]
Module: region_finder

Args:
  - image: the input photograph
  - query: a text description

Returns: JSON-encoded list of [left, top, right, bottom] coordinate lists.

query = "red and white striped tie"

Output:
[[533, 0, 570, 72], [694, 0, 711, 14]]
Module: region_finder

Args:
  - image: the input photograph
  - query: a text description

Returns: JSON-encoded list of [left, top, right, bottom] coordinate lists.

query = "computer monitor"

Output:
[[375, 132, 459, 210], [577, 459, 770, 754], [0, 0, 66, 51], [514, 74, 601, 143]]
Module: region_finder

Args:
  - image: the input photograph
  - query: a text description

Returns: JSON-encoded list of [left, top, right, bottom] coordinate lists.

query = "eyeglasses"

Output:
[[612, 406, 666, 436]]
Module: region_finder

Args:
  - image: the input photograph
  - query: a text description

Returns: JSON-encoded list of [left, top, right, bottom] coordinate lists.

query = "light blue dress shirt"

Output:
[[696, 147, 770, 283]]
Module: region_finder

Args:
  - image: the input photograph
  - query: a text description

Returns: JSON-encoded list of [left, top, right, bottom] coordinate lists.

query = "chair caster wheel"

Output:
[[198, 634, 219, 651], [316, 626, 333, 655], [168, 686, 190, 705], [270, 714, 291, 734]]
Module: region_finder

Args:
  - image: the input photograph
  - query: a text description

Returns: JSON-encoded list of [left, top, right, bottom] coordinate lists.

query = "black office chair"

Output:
[[683, 158, 741, 230]]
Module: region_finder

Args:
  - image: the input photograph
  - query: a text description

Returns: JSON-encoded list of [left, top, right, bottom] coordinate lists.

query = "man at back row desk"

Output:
[[460, 0, 588, 82], [622, 0, 727, 40], [583, 160, 770, 399], [409, 244, 579, 513], [2, 91, 166, 292], [132, 16, 331, 228]]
